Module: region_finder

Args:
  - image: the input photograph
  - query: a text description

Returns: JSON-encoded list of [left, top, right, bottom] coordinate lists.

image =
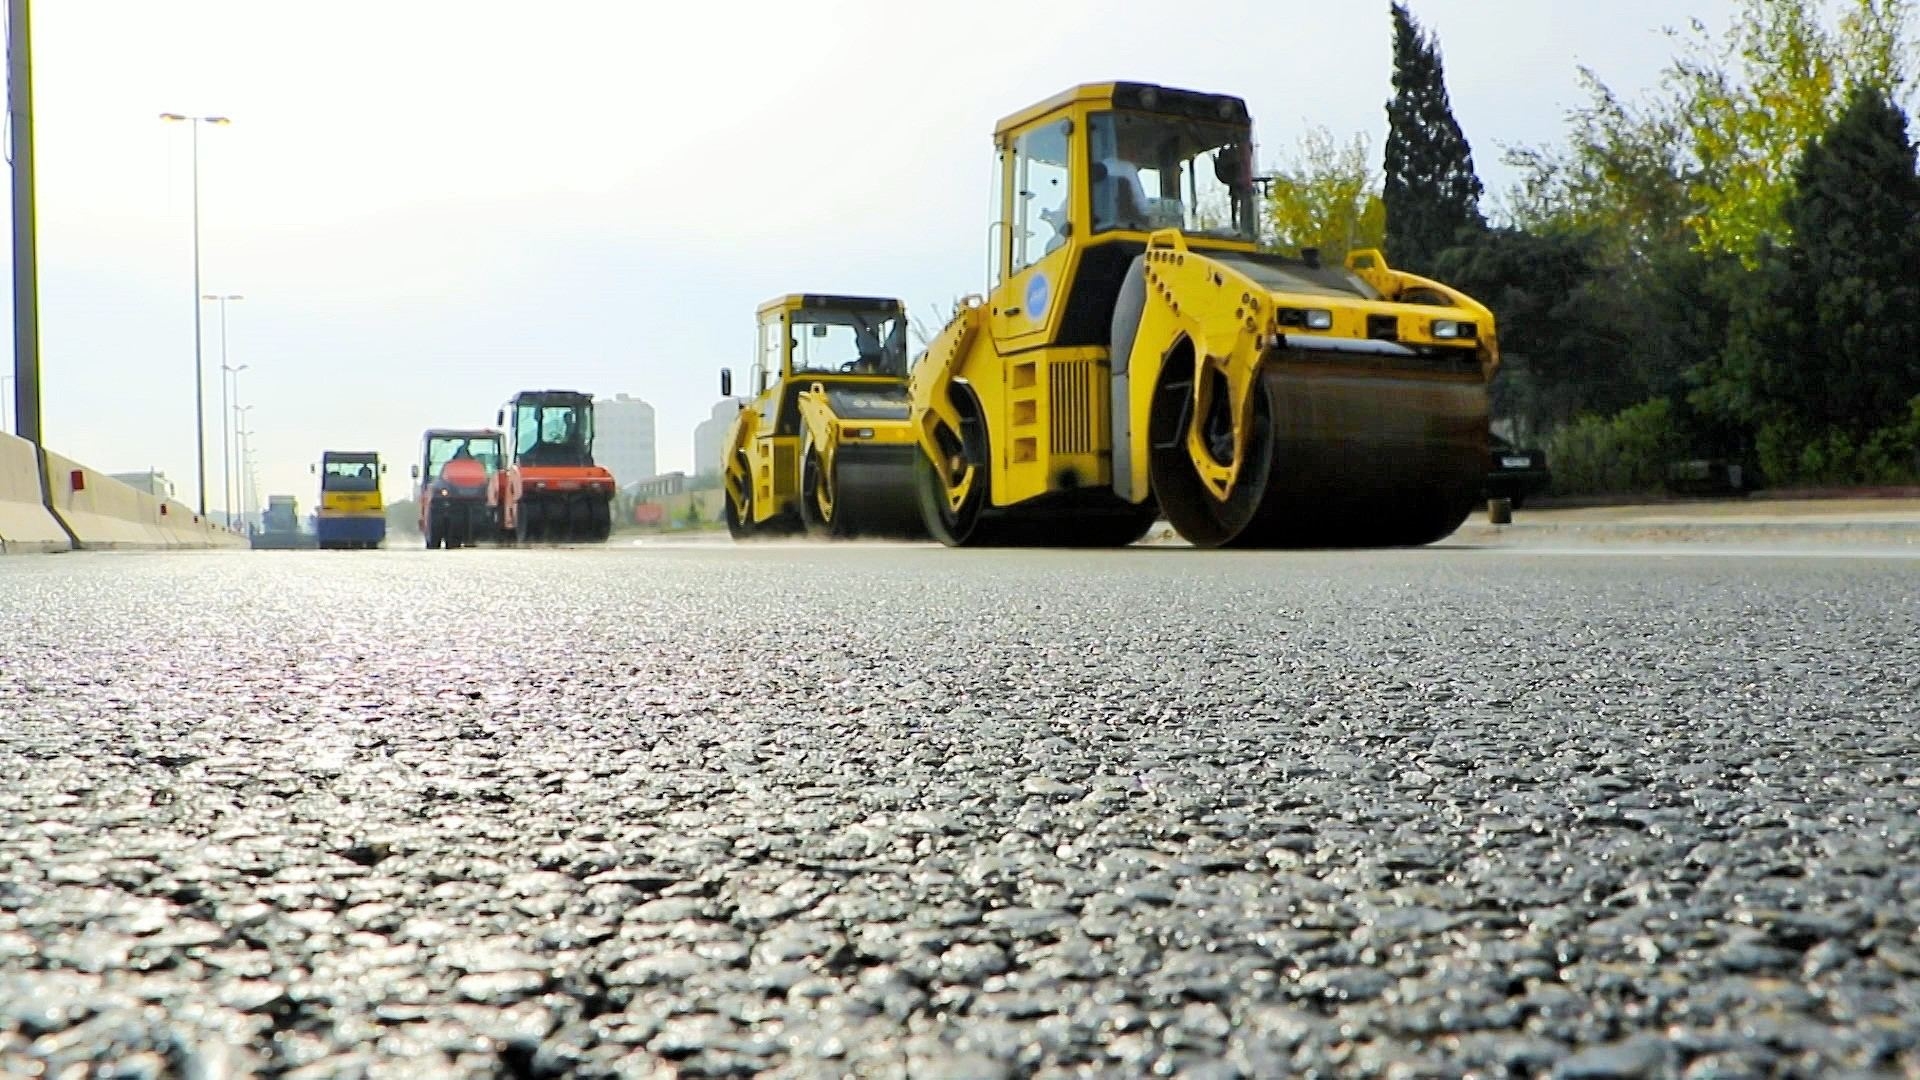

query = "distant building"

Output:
[[693, 398, 743, 477], [594, 393, 656, 487], [108, 470, 175, 499], [626, 471, 688, 499]]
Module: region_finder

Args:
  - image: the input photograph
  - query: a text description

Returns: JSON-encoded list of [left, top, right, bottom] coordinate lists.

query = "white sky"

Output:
[[3, 0, 1738, 516]]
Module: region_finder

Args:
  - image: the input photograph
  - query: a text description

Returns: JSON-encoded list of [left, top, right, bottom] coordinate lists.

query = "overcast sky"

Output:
[[3, 0, 1740, 515]]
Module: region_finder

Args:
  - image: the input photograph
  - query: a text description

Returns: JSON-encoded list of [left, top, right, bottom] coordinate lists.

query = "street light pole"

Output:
[[234, 405, 254, 526], [226, 359, 247, 522], [9, 0, 43, 447], [204, 293, 243, 521], [235, 418, 255, 526], [161, 112, 230, 517]]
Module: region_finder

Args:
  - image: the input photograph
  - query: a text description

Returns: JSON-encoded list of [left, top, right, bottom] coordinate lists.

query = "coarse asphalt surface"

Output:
[[3, 540, 1918, 1078]]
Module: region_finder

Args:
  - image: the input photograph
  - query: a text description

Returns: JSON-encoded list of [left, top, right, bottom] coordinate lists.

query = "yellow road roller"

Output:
[[910, 82, 1500, 548], [720, 294, 927, 540]]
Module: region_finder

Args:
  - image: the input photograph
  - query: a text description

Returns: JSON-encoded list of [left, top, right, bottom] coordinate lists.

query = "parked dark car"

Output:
[[1486, 433, 1551, 508]]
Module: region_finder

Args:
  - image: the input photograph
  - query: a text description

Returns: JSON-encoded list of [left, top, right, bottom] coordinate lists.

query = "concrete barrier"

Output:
[[41, 449, 174, 549], [156, 499, 201, 549], [0, 433, 71, 554], [157, 498, 245, 549]]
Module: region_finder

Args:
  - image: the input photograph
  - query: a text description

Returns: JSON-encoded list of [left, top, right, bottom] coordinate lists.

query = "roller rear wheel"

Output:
[[1150, 363, 1279, 548], [801, 447, 851, 539], [915, 389, 1005, 547], [724, 476, 752, 540]]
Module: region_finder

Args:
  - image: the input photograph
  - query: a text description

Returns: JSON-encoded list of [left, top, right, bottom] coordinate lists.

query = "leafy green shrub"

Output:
[[1757, 395, 1920, 486], [1545, 398, 1684, 494]]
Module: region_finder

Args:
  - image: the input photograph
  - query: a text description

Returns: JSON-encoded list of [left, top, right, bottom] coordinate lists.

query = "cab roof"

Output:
[[756, 293, 904, 319], [423, 428, 500, 439], [993, 81, 1251, 139], [507, 389, 592, 402]]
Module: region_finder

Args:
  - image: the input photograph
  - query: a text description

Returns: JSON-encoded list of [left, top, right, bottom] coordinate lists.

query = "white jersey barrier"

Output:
[[40, 449, 243, 551], [0, 433, 70, 554]]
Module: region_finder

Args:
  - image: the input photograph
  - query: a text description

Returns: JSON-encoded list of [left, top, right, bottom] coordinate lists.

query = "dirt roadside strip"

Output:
[[1136, 497, 1920, 548], [1453, 496, 1920, 548]]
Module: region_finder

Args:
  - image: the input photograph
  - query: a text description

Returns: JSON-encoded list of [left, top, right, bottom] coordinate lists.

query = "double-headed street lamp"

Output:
[[204, 293, 244, 521], [160, 111, 230, 516]]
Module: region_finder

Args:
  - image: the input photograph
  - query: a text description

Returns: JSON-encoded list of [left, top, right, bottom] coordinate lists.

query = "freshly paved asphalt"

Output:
[[2, 540, 1916, 1077]]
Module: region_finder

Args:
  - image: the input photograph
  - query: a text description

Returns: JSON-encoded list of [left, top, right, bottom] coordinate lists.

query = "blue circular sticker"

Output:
[[1025, 273, 1051, 320]]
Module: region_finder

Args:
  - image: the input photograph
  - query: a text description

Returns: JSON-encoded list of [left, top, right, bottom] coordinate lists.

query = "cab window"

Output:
[[1010, 119, 1072, 274], [322, 460, 379, 492], [790, 310, 907, 377], [1087, 111, 1257, 241], [757, 317, 783, 393]]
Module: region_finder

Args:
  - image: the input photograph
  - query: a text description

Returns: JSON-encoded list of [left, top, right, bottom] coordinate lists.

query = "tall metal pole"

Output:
[[233, 402, 252, 526], [188, 123, 207, 515], [212, 296, 230, 519], [236, 423, 253, 525], [8, 0, 43, 447], [208, 292, 236, 515]]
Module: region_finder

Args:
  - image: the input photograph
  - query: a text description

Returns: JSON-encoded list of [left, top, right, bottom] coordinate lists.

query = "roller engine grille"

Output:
[[1049, 361, 1096, 455]]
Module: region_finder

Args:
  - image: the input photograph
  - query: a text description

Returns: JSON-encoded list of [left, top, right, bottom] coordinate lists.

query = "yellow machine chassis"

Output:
[[723, 295, 926, 540]]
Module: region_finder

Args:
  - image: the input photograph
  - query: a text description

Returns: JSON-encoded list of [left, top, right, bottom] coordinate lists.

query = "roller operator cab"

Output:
[[719, 295, 926, 540], [312, 450, 387, 550], [413, 428, 502, 549], [494, 390, 615, 543], [909, 82, 1501, 548]]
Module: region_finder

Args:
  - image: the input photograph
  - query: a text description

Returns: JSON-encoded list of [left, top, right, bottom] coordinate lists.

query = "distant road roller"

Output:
[[720, 294, 926, 540], [412, 428, 502, 549], [493, 390, 615, 543], [909, 82, 1499, 548]]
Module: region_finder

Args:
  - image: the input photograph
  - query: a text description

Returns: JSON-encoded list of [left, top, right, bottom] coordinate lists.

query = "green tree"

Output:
[[1503, 71, 1695, 264], [1509, 0, 1914, 264], [1674, 0, 1911, 259], [1383, 2, 1486, 273], [1430, 229, 1637, 441], [1264, 126, 1386, 263], [385, 498, 419, 535], [1706, 87, 1920, 460]]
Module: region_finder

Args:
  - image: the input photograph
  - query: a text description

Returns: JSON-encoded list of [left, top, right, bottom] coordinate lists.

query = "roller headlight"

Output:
[[1276, 308, 1336, 331], [1431, 319, 1475, 340]]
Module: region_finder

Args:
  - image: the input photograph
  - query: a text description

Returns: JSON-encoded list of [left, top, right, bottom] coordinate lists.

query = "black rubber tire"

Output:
[[724, 488, 751, 540], [915, 387, 995, 547], [800, 449, 850, 539], [1149, 358, 1276, 549]]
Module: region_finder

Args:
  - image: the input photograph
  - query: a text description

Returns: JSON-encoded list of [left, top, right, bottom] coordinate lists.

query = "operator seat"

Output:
[[1092, 158, 1151, 232]]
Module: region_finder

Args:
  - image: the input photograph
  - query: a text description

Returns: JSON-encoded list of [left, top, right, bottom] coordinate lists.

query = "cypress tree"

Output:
[[1783, 86, 1920, 433], [1724, 86, 1920, 440], [1383, 3, 1486, 273]]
